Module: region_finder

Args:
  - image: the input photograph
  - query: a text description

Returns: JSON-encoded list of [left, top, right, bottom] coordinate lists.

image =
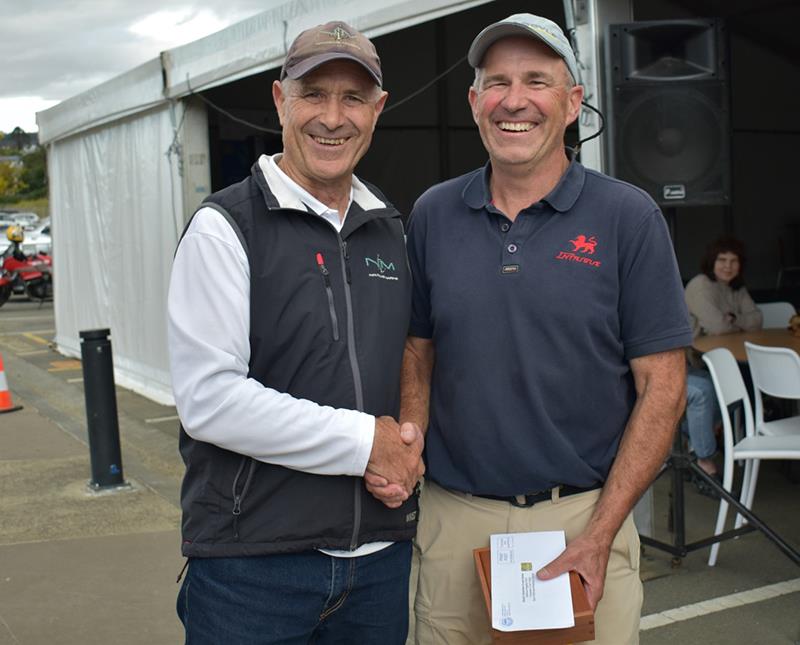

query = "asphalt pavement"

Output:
[[0, 297, 798, 644], [0, 297, 183, 644]]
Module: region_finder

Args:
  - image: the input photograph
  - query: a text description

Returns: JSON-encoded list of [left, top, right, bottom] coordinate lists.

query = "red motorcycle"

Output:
[[0, 247, 53, 305]]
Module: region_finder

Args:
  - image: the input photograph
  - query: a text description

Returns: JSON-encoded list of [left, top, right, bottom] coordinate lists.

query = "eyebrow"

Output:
[[482, 70, 555, 86], [524, 70, 554, 82], [296, 81, 371, 97]]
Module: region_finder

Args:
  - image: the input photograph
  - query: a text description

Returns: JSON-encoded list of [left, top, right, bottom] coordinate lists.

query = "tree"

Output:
[[20, 148, 47, 198], [0, 161, 27, 197]]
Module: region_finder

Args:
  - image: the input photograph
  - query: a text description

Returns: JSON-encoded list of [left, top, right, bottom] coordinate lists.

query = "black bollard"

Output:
[[80, 328, 126, 489]]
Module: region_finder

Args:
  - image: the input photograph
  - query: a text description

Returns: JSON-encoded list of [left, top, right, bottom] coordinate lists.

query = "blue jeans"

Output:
[[682, 368, 721, 459], [177, 541, 411, 645]]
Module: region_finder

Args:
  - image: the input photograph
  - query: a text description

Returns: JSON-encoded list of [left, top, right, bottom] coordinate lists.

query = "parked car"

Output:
[[10, 212, 40, 230], [21, 219, 51, 256]]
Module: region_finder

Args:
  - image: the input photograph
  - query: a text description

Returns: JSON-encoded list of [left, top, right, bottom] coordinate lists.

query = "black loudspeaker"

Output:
[[606, 19, 731, 206]]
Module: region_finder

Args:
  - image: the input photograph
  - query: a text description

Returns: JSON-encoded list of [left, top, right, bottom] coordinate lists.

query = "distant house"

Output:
[[0, 127, 39, 153]]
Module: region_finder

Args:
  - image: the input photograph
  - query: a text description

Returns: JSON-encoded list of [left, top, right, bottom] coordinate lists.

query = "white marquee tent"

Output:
[[36, 0, 621, 404]]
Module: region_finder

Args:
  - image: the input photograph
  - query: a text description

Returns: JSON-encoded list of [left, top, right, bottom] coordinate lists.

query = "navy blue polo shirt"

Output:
[[407, 157, 692, 496]]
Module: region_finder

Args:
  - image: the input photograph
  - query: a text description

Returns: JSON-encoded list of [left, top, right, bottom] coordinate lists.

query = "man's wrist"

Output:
[[581, 523, 615, 552], [354, 413, 376, 476], [584, 497, 627, 549]]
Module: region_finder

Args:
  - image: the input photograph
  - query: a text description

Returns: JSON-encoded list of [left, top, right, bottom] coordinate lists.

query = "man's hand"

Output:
[[364, 418, 424, 508], [536, 531, 611, 610], [536, 350, 685, 610]]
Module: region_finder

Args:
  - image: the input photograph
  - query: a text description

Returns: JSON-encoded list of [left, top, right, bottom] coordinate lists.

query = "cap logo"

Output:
[[316, 26, 364, 51], [325, 26, 352, 41], [527, 24, 561, 45]]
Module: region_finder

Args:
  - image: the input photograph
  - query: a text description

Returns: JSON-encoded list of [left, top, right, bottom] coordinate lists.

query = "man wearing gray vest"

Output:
[[168, 21, 424, 643]]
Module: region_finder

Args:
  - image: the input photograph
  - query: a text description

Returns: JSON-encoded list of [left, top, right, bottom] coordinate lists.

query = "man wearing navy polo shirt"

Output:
[[386, 13, 692, 645]]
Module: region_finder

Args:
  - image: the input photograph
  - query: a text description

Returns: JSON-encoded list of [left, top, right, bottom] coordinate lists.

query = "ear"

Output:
[[366, 90, 389, 131], [467, 86, 479, 124], [565, 84, 584, 126], [272, 80, 286, 126], [374, 90, 389, 117]]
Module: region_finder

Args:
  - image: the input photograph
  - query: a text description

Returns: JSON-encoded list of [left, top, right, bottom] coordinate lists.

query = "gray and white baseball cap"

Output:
[[467, 13, 579, 84]]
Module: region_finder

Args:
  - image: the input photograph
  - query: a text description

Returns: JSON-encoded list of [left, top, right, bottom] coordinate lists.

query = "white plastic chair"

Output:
[[755, 301, 796, 329], [744, 342, 800, 438], [702, 348, 800, 566]]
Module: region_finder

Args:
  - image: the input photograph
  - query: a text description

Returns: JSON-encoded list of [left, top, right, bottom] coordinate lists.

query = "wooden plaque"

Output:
[[473, 547, 595, 644]]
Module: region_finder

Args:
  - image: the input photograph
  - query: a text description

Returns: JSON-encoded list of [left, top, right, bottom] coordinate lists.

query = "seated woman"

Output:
[[683, 236, 763, 493], [685, 236, 763, 337]]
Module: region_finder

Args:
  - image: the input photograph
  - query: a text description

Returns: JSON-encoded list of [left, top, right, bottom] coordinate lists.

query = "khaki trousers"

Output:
[[410, 480, 642, 645]]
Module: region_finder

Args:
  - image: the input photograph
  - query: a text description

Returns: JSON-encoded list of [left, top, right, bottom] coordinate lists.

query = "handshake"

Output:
[[364, 416, 425, 508]]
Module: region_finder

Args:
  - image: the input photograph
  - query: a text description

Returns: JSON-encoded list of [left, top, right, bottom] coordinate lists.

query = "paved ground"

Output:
[[0, 297, 798, 644], [0, 298, 183, 645]]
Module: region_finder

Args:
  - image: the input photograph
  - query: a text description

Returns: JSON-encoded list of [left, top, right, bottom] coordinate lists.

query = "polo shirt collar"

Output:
[[257, 153, 387, 214], [462, 149, 585, 214]]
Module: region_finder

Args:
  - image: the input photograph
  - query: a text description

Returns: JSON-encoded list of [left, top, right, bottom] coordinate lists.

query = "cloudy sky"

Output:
[[0, 1, 268, 133]]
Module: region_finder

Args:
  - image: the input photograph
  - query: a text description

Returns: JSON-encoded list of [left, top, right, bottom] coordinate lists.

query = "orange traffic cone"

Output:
[[0, 352, 23, 414]]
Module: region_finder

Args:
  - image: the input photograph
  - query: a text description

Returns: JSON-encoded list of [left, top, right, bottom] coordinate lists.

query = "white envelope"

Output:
[[490, 531, 575, 632]]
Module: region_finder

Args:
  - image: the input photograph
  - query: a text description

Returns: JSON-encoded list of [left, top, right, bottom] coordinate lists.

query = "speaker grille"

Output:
[[613, 84, 729, 204]]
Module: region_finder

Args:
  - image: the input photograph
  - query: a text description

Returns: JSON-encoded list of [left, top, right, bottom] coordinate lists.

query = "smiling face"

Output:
[[468, 36, 583, 173], [272, 60, 387, 196], [713, 251, 740, 285]]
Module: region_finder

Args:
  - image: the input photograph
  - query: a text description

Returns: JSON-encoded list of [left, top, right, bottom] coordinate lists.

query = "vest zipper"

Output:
[[342, 240, 352, 284], [232, 457, 257, 540], [315, 252, 340, 341], [339, 236, 365, 550]]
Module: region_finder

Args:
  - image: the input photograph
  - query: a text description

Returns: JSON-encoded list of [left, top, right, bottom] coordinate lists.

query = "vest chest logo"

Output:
[[555, 234, 602, 268], [364, 254, 399, 281]]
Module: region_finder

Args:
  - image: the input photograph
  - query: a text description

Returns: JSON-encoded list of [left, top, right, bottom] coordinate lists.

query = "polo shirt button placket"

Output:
[[501, 241, 520, 275]]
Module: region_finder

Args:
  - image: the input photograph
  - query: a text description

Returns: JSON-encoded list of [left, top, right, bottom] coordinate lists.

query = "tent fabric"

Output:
[[164, 0, 493, 97], [48, 105, 183, 404], [37, 58, 166, 147]]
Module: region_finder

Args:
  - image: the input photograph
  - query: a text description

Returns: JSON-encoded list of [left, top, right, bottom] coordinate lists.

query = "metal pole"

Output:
[[79, 328, 125, 489]]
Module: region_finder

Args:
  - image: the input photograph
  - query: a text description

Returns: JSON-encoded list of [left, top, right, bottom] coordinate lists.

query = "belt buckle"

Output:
[[510, 490, 548, 508]]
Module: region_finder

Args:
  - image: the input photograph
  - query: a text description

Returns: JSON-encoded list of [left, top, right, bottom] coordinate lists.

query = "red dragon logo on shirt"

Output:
[[569, 234, 597, 254]]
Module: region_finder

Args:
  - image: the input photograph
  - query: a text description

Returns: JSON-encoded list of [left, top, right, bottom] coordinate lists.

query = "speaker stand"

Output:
[[639, 432, 800, 567]]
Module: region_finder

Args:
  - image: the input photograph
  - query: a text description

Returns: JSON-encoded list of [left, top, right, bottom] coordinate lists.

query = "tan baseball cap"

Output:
[[280, 21, 382, 87]]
